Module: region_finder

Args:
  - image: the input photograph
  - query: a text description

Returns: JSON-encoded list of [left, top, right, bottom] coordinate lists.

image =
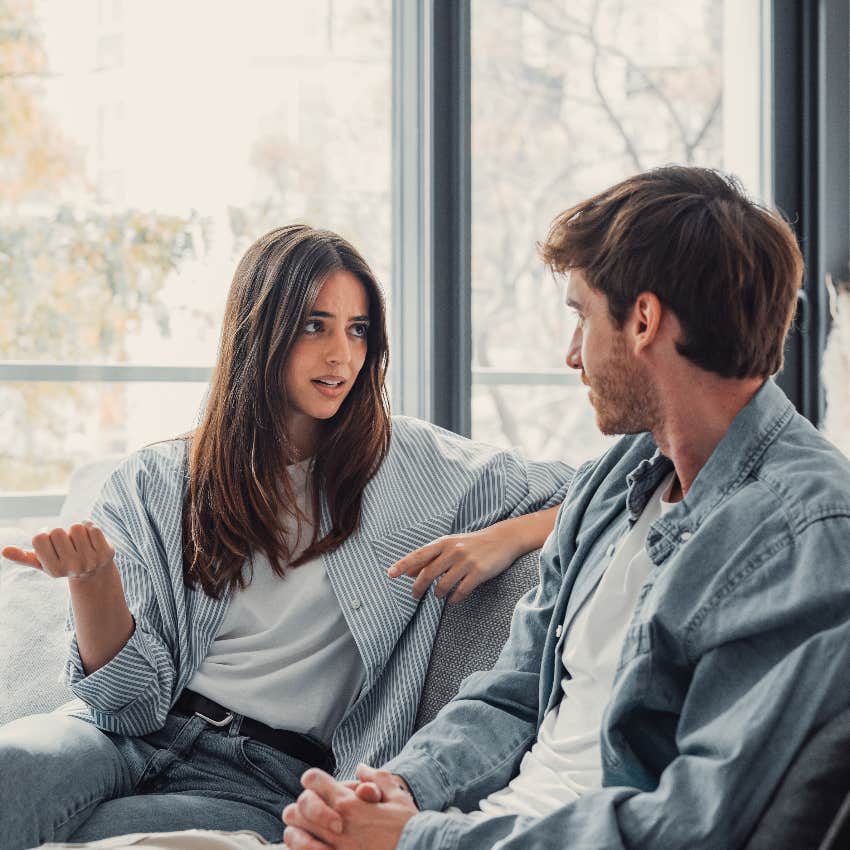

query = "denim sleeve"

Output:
[[62, 459, 181, 735], [395, 517, 850, 850], [384, 511, 567, 813]]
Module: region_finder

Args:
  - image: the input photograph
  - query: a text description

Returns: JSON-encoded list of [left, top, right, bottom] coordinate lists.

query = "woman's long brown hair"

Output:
[[182, 225, 391, 598]]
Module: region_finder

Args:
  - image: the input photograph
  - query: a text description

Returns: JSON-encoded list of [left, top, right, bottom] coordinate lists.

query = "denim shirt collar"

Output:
[[624, 379, 795, 565]]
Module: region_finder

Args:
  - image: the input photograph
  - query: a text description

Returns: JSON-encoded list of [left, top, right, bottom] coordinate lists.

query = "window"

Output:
[[469, 0, 769, 465], [0, 0, 391, 526]]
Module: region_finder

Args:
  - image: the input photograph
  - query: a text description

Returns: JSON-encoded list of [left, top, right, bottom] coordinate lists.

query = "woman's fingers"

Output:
[[433, 564, 466, 599], [17, 524, 114, 580], [50, 528, 78, 562], [0, 546, 43, 570], [392, 534, 503, 601], [31, 532, 62, 576], [68, 524, 95, 566], [410, 553, 457, 599], [388, 540, 441, 578], [86, 525, 115, 565], [447, 572, 481, 605]]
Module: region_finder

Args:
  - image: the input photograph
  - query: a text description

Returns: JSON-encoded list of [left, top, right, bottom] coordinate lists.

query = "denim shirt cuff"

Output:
[[396, 810, 463, 850], [383, 749, 452, 812]]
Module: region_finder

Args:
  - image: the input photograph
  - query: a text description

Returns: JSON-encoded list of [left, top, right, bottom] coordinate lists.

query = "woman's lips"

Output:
[[311, 379, 347, 398]]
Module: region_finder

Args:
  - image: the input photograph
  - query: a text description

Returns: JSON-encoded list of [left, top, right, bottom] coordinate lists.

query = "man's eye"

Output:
[[303, 320, 322, 334]]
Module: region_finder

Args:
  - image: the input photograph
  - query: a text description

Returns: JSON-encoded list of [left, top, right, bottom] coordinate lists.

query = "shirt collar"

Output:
[[625, 378, 795, 526]]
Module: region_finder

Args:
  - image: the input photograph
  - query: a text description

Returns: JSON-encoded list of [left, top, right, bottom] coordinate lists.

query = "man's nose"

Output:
[[565, 327, 582, 370]]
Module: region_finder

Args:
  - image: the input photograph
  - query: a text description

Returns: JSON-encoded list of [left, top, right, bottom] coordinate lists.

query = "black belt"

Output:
[[174, 689, 335, 774]]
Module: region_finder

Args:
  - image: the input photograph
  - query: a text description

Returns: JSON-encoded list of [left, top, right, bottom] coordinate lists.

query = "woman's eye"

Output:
[[303, 320, 322, 334], [350, 323, 369, 338]]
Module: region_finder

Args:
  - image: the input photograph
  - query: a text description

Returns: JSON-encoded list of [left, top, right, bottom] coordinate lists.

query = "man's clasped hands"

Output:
[[281, 764, 419, 850]]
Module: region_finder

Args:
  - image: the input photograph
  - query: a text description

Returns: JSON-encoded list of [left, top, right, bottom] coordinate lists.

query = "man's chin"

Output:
[[595, 412, 647, 437]]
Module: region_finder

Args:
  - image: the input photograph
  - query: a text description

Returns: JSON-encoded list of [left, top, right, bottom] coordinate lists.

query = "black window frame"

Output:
[[401, 0, 849, 434]]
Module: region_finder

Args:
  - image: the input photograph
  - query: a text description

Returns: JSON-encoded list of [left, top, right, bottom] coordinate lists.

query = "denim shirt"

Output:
[[386, 380, 850, 850]]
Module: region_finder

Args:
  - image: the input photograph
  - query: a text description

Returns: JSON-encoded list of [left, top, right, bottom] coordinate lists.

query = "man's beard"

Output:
[[586, 343, 660, 436]]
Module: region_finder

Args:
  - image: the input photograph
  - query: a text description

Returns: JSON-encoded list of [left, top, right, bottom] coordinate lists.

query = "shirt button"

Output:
[[350, 599, 362, 610], [606, 543, 616, 557], [680, 531, 692, 542], [555, 624, 563, 638]]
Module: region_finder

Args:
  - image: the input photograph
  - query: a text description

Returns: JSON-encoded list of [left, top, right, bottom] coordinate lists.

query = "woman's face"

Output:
[[284, 269, 370, 458]]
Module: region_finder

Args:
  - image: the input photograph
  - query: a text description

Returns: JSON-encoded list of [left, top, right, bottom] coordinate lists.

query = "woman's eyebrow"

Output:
[[307, 310, 370, 321]]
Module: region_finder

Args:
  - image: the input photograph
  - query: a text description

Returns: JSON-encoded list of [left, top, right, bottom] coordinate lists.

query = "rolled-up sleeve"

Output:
[[452, 451, 573, 534], [62, 452, 186, 735]]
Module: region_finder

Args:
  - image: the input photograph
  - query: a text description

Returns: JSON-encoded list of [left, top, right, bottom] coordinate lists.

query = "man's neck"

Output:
[[651, 373, 764, 501]]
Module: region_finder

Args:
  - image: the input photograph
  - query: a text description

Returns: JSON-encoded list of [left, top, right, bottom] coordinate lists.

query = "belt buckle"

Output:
[[194, 709, 234, 727]]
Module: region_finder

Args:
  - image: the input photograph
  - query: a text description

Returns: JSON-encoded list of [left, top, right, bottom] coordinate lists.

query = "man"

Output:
[[281, 166, 850, 850]]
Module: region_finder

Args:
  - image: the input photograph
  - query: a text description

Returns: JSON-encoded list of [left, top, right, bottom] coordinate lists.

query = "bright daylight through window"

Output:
[[470, 0, 768, 465], [0, 0, 391, 527]]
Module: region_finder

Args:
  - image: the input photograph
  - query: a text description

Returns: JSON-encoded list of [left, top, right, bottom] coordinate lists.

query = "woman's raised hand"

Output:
[[3, 522, 134, 674], [2, 522, 116, 581], [387, 524, 522, 604]]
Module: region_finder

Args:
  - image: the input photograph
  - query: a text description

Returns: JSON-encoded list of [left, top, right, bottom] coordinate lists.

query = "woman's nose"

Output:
[[325, 328, 352, 365]]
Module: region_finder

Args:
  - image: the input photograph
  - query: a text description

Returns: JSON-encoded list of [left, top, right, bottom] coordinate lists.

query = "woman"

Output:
[[0, 225, 571, 848]]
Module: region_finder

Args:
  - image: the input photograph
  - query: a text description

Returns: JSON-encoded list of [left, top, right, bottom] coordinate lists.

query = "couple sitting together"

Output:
[[3, 166, 849, 850]]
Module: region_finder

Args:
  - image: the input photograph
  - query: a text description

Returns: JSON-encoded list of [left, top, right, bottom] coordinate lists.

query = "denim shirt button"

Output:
[[606, 543, 616, 557], [680, 531, 692, 542], [350, 599, 362, 610]]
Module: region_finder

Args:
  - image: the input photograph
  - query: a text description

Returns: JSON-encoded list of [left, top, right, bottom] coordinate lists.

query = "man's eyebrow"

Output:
[[307, 310, 370, 322]]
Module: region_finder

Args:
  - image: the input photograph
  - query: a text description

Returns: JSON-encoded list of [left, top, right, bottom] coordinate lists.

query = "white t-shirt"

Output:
[[189, 459, 366, 745], [471, 471, 677, 819]]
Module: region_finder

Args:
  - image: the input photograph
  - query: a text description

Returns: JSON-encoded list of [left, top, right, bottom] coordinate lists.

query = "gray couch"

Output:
[[1, 459, 848, 848]]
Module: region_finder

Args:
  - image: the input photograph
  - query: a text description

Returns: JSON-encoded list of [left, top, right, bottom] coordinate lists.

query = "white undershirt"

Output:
[[470, 471, 677, 820], [189, 459, 366, 745]]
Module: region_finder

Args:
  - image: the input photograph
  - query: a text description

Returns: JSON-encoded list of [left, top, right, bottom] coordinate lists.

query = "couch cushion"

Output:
[[59, 454, 124, 527], [414, 549, 540, 730], [744, 706, 850, 850], [0, 528, 71, 724], [1, 457, 123, 726]]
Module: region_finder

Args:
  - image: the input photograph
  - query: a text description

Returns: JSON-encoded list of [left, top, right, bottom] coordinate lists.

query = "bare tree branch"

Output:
[[685, 91, 722, 160]]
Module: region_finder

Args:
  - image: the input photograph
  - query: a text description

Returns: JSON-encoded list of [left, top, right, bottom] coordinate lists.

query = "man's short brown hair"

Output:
[[541, 166, 804, 378]]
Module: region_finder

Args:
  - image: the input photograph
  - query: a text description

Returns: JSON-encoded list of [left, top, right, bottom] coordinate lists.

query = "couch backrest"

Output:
[[414, 549, 540, 730]]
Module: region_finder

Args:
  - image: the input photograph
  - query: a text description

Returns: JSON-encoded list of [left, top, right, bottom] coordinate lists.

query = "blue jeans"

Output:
[[0, 710, 306, 850]]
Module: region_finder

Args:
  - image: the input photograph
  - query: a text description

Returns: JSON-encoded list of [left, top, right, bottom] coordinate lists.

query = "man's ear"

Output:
[[629, 292, 663, 355]]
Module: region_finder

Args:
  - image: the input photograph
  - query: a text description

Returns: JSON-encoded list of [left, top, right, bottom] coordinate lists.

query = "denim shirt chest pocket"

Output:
[[613, 566, 660, 695], [616, 619, 653, 674]]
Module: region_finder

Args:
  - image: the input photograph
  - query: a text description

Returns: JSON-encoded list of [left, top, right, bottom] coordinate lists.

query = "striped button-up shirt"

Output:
[[62, 416, 572, 778]]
